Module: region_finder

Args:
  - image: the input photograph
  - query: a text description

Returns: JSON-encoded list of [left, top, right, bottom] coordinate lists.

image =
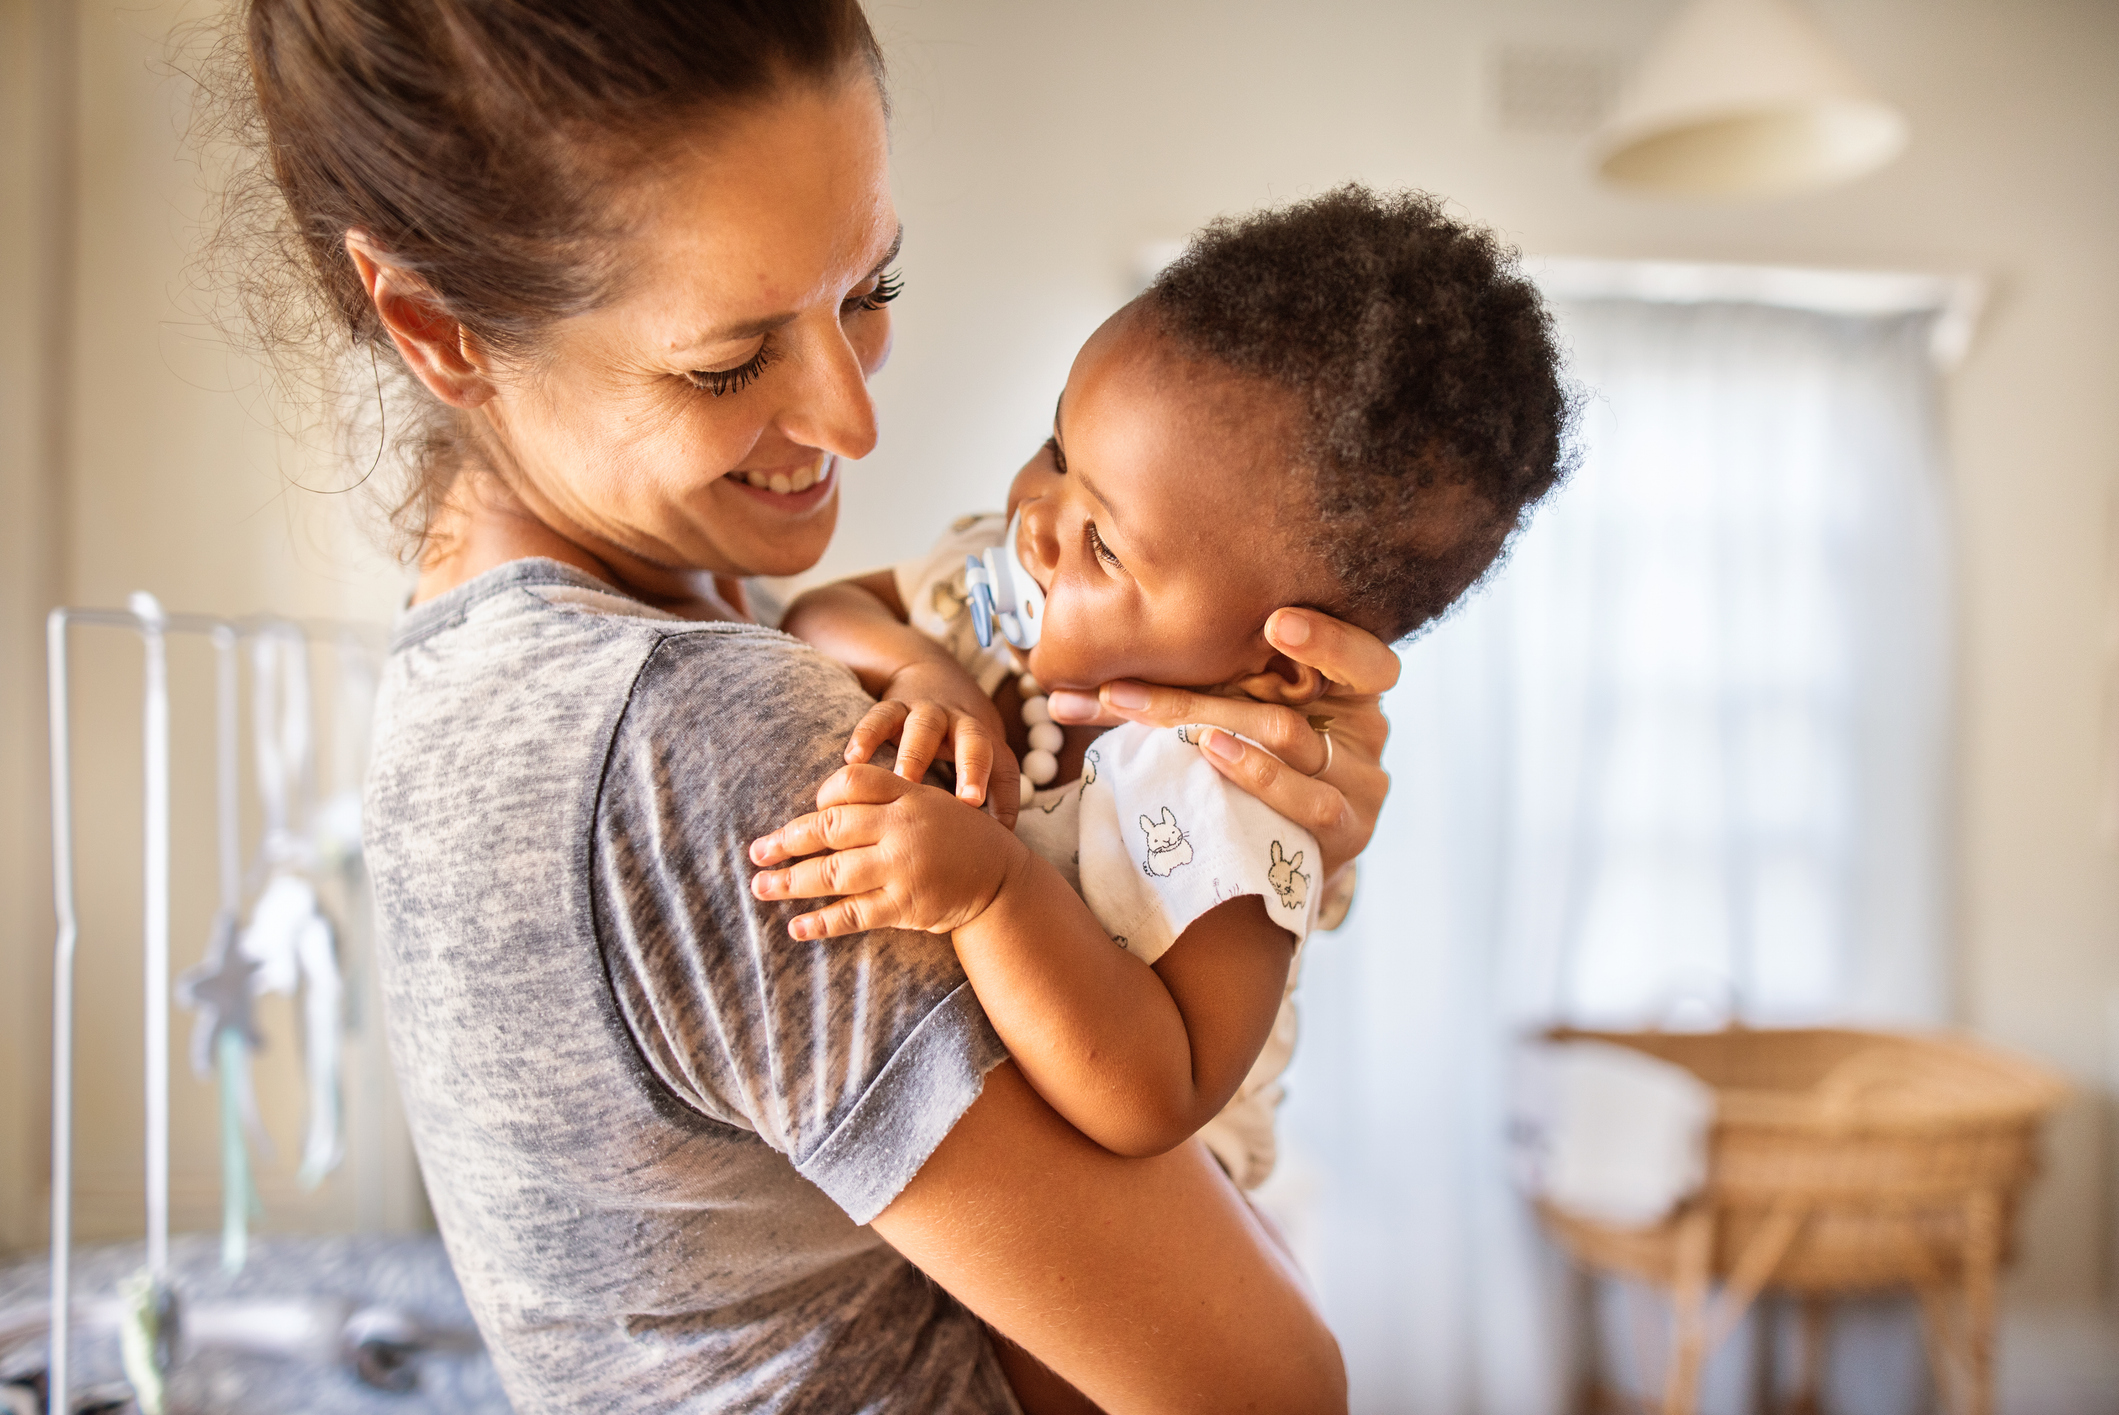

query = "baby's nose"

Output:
[[1018, 498, 1061, 589]]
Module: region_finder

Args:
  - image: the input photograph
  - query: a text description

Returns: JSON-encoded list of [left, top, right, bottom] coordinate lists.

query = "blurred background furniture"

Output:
[[1536, 1027, 2066, 1415]]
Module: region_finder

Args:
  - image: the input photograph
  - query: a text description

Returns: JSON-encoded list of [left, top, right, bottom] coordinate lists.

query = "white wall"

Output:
[[1, 0, 2112, 1385], [1, 0, 415, 1252], [846, 0, 2119, 1320]]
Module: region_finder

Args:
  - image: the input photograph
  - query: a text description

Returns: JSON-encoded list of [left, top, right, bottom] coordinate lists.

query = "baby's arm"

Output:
[[749, 764, 1295, 1158], [781, 573, 1019, 820]]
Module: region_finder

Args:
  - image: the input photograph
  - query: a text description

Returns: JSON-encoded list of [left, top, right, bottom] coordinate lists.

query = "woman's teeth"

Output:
[[738, 458, 825, 494]]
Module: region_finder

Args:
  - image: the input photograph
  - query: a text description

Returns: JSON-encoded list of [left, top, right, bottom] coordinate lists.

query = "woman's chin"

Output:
[[699, 462, 841, 577]]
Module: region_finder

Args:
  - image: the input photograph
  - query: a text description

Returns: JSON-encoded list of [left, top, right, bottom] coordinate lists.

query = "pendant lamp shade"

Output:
[[1594, 0, 1908, 199]]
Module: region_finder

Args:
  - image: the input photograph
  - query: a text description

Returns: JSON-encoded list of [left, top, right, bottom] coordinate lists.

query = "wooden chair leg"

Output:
[[1790, 1296, 1828, 1415], [1661, 1207, 1716, 1415], [1916, 1285, 1964, 1415], [1962, 1191, 2001, 1415]]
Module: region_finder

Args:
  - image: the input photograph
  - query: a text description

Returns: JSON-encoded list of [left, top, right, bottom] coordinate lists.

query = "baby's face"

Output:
[[1003, 305, 1333, 693]]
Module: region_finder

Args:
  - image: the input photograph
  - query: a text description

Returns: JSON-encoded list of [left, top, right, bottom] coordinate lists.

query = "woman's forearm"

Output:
[[873, 1063, 1347, 1415]]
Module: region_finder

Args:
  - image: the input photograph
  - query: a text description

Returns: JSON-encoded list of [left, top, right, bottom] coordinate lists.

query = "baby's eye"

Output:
[[1087, 522, 1123, 569]]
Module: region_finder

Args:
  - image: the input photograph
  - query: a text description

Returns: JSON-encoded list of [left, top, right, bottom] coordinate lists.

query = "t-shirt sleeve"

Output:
[[1075, 723, 1320, 965], [590, 627, 1008, 1225]]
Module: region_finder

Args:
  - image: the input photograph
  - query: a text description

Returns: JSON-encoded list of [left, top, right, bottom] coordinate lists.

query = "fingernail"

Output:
[[1047, 689, 1098, 722], [790, 917, 814, 940], [1202, 728, 1243, 763], [1268, 610, 1311, 647], [1106, 681, 1150, 711], [749, 839, 771, 865]]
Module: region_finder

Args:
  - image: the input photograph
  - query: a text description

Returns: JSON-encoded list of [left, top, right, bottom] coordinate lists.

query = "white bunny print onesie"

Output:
[[893, 514, 1320, 1188]]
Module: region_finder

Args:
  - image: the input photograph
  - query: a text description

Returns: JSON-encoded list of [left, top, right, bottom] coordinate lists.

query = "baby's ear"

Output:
[[1228, 652, 1327, 706]]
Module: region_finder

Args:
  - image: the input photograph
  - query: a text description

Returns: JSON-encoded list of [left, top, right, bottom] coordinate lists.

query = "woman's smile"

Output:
[[724, 451, 837, 509]]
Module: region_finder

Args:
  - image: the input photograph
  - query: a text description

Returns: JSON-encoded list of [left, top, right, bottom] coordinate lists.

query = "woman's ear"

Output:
[[1228, 652, 1326, 706], [344, 231, 495, 409]]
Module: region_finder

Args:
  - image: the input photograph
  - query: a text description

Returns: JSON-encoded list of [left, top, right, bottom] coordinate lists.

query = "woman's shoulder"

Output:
[[372, 556, 872, 828]]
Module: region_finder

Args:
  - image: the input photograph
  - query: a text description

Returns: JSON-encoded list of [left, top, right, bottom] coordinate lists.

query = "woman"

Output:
[[242, 1, 1396, 1408]]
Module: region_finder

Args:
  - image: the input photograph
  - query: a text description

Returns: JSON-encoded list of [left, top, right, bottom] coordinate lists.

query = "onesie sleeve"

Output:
[[1073, 723, 1320, 965], [890, 512, 1018, 695]]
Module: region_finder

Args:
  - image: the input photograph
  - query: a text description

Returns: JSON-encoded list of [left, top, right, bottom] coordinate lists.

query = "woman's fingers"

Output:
[[1197, 726, 1385, 880], [846, 701, 910, 765], [1195, 727, 1346, 839], [1265, 608, 1401, 698], [1076, 681, 1337, 773]]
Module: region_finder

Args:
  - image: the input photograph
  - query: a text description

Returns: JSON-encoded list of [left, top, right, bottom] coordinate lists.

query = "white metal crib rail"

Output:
[[43, 598, 380, 1413]]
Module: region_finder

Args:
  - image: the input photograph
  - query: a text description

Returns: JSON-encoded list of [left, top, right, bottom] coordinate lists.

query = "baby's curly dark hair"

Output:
[[1147, 184, 1574, 642]]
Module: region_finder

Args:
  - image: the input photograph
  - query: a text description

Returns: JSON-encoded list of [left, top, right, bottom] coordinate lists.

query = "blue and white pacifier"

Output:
[[965, 508, 1046, 650]]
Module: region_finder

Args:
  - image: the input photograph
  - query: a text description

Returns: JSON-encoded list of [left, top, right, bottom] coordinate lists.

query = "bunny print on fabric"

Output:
[[1139, 807, 1194, 877], [1267, 840, 1310, 911]]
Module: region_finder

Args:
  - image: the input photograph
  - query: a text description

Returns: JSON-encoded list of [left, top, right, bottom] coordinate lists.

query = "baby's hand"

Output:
[[749, 763, 1030, 941], [846, 659, 1021, 826]]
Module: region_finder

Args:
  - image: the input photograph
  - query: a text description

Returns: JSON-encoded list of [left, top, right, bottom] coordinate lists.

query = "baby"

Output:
[[751, 184, 1570, 1189]]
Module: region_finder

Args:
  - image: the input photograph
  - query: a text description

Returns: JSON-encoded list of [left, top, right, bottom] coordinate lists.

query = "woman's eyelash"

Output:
[[1045, 436, 1068, 474], [685, 346, 773, 397], [848, 268, 903, 312], [1088, 522, 1122, 568]]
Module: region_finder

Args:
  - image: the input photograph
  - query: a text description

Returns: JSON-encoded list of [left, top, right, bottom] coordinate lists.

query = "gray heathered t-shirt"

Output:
[[363, 559, 1018, 1413]]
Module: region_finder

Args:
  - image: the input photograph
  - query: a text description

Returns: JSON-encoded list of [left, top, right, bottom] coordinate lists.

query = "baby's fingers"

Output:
[[846, 701, 910, 765], [950, 719, 993, 808], [750, 845, 889, 903], [785, 892, 904, 942], [749, 800, 885, 867], [893, 702, 951, 782]]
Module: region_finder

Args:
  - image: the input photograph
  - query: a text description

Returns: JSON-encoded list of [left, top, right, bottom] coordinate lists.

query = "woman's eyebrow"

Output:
[[676, 225, 905, 350]]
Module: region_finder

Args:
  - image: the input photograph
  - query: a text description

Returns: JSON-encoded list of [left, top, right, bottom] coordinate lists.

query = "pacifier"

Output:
[[965, 507, 1046, 650]]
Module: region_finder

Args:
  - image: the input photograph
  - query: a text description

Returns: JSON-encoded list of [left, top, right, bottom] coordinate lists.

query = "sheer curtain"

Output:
[[1269, 289, 1954, 1413]]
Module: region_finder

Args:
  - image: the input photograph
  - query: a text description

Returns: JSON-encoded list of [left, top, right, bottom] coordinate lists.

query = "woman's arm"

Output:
[[871, 1060, 1346, 1415], [750, 765, 1296, 1156]]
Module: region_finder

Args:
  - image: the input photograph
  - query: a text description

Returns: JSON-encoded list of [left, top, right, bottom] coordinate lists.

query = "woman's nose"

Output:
[[779, 318, 881, 460]]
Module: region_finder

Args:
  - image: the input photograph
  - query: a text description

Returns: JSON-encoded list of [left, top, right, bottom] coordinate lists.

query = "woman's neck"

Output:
[[412, 470, 751, 622]]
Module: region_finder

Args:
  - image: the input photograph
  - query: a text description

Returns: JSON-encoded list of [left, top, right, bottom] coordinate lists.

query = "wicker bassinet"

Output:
[[1535, 1026, 2066, 1415]]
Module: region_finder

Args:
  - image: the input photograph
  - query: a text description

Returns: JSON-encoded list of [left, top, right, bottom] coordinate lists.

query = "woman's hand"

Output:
[[1046, 608, 1397, 880], [750, 763, 1031, 940]]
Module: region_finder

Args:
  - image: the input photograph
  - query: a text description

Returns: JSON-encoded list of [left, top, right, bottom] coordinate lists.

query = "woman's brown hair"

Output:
[[205, 0, 883, 549]]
